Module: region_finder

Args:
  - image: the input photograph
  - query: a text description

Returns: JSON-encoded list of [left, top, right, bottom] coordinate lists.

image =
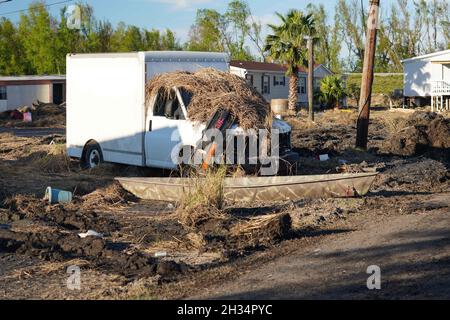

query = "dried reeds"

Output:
[[230, 212, 292, 247], [177, 166, 228, 228], [4, 259, 90, 280], [80, 182, 136, 210], [145, 68, 271, 130], [33, 144, 72, 173]]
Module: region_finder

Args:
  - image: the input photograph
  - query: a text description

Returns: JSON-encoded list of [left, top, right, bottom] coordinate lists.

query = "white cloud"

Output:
[[151, 0, 213, 10]]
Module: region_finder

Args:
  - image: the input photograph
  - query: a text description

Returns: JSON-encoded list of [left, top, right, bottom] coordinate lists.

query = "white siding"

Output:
[[403, 51, 450, 97], [232, 65, 332, 104], [0, 100, 7, 112], [5, 84, 51, 111], [230, 66, 246, 78], [444, 64, 450, 81]]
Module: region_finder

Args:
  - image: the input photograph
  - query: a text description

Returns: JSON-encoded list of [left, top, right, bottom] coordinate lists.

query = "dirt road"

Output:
[[197, 194, 450, 300]]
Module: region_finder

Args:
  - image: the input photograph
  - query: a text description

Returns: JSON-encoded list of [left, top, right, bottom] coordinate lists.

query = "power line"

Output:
[[0, 0, 74, 16]]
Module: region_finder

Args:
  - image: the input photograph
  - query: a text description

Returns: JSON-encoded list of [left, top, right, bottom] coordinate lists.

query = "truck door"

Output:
[[145, 89, 189, 169]]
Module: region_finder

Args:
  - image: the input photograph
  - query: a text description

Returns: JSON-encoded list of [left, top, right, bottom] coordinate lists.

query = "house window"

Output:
[[0, 86, 6, 100], [245, 74, 254, 86], [262, 75, 271, 94], [314, 78, 321, 90], [297, 77, 306, 94], [273, 75, 286, 86]]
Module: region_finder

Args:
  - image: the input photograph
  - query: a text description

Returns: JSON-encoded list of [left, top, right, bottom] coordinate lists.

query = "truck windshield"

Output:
[[179, 88, 193, 109]]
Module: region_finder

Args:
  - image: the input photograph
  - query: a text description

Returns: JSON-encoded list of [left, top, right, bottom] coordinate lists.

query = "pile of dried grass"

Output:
[[178, 205, 228, 229], [383, 112, 450, 156], [230, 213, 292, 248], [145, 68, 270, 130], [5, 259, 90, 280], [3, 194, 45, 218], [33, 144, 72, 173], [80, 182, 136, 210]]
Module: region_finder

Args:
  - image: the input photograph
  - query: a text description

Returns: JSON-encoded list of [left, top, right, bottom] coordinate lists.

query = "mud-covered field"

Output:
[[0, 108, 449, 300]]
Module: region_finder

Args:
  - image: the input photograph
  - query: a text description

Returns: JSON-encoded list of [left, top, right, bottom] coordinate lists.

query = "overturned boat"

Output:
[[116, 172, 379, 203]]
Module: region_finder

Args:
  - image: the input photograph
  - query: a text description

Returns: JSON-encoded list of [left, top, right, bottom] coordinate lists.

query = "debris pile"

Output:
[[0, 101, 65, 128], [384, 112, 450, 156], [79, 183, 137, 210], [0, 229, 187, 278], [230, 213, 292, 249], [176, 168, 292, 255], [146, 68, 270, 130]]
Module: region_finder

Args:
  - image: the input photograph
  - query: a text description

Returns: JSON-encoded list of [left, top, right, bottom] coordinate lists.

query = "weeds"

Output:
[[179, 165, 227, 211], [33, 143, 72, 173]]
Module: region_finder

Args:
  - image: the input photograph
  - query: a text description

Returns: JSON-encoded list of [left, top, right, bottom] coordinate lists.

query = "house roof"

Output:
[[401, 49, 450, 63], [230, 60, 328, 74], [0, 75, 66, 82]]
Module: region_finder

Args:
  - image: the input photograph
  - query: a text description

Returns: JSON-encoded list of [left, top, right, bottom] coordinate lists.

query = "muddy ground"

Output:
[[0, 107, 449, 300]]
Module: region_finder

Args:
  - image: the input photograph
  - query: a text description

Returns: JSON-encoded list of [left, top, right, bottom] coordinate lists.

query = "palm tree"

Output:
[[318, 76, 346, 109], [264, 10, 315, 111]]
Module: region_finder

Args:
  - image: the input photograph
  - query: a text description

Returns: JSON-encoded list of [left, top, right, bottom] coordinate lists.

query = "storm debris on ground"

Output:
[[0, 108, 449, 299], [145, 68, 271, 130]]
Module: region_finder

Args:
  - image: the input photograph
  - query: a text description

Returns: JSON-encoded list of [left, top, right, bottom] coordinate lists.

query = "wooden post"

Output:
[[307, 37, 315, 122], [356, 0, 380, 149]]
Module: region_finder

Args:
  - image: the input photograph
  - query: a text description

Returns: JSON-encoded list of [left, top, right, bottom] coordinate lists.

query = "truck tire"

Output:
[[82, 143, 103, 169]]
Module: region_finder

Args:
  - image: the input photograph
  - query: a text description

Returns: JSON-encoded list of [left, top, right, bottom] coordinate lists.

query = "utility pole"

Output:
[[306, 36, 314, 122], [356, 0, 380, 149]]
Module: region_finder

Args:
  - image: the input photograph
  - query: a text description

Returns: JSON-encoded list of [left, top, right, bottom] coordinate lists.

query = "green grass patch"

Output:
[[345, 74, 403, 95]]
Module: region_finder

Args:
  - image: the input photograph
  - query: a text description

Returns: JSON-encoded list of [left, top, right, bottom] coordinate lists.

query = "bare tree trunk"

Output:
[[288, 73, 299, 111]]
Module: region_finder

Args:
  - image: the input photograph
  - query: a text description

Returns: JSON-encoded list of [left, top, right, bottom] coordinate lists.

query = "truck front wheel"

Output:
[[82, 143, 103, 169]]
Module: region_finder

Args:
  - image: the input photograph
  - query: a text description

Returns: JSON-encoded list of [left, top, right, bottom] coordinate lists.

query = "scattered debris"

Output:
[[44, 187, 73, 205], [1, 107, 449, 299], [384, 112, 450, 156], [146, 68, 270, 130], [230, 213, 292, 249], [154, 251, 168, 258], [78, 230, 104, 239], [0, 101, 66, 128]]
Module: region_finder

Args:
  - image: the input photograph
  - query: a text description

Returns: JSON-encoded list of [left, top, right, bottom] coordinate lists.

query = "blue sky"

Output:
[[0, 0, 398, 42]]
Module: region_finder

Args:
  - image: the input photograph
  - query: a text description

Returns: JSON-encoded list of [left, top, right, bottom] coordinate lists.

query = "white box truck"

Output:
[[66, 51, 294, 170]]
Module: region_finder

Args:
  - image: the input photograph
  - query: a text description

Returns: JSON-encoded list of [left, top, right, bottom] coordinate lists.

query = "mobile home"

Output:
[[402, 49, 450, 111], [0, 75, 66, 112]]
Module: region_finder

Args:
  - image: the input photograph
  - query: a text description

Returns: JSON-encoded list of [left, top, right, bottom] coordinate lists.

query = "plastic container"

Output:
[[45, 187, 73, 204], [271, 99, 289, 115]]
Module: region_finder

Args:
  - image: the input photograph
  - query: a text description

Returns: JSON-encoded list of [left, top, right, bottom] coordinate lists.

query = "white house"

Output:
[[402, 49, 450, 111], [0, 75, 66, 112], [230, 60, 333, 106]]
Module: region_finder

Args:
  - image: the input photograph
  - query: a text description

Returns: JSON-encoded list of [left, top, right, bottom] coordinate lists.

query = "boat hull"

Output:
[[116, 172, 379, 202]]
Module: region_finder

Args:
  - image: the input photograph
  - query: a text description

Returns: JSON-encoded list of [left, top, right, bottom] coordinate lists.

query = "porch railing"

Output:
[[432, 80, 450, 95]]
